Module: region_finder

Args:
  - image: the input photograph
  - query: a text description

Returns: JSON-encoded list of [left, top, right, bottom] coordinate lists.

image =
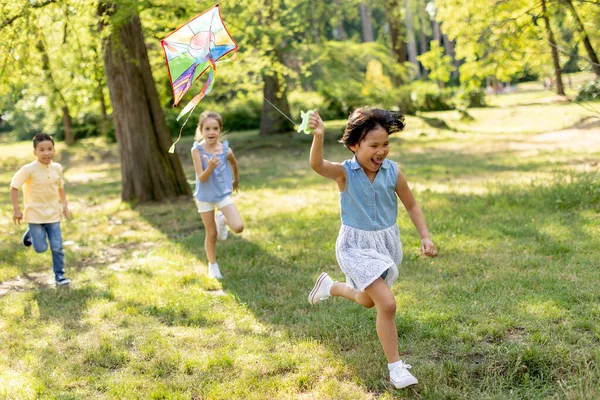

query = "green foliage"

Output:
[[456, 88, 487, 108], [417, 41, 455, 87], [576, 79, 600, 101]]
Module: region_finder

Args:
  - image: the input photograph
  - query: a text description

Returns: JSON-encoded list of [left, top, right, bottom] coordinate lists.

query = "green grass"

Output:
[[1, 85, 600, 398]]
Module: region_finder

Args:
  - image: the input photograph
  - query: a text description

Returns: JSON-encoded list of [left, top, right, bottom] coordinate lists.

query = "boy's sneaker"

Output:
[[208, 263, 223, 279], [22, 229, 32, 247], [308, 272, 334, 305], [216, 212, 228, 241], [390, 361, 418, 389], [56, 277, 71, 286]]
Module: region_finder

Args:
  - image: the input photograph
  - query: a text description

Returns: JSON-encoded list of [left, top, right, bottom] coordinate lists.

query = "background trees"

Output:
[[1, 0, 598, 202]]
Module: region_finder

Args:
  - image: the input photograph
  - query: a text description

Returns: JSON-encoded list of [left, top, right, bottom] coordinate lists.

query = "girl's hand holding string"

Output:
[[232, 178, 239, 192], [307, 110, 325, 136], [420, 237, 437, 257]]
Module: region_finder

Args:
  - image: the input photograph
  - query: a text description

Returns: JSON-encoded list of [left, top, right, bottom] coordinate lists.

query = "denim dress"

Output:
[[193, 140, 233, 203], [335, 156, 402, 291]]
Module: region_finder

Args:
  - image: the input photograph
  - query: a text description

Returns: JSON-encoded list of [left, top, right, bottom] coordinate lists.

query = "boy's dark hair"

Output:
[[33, 133, 55, 148], [340, 107, 405, 151]]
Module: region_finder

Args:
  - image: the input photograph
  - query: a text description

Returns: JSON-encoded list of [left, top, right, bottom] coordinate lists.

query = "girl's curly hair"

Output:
[[339, 107, 405, 151]]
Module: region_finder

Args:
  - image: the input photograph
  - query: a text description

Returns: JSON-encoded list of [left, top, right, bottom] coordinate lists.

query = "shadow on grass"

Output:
[[32, 284, 114, 331], [133, 171, 600, 396]]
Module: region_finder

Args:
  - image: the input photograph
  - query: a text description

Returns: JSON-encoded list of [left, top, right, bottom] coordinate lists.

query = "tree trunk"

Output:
[[260, 73, 293, 135], [97, 80, 110, 138], [541, 0, 565, 95], [99, 4, 190, 202], [37, 38, 75, 146], [564, 0, 600, 77], [333, 0, 347, 40], [359, 3, 374, 42], [386, 0, 406, 84], [432, 20, 441, 45], [405, 0, 420, 79], [61, 106, 74, 146], [418, 6, 429, 79]]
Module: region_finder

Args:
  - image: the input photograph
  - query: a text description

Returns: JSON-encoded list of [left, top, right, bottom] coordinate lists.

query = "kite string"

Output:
[[262, 97, 298, 126]]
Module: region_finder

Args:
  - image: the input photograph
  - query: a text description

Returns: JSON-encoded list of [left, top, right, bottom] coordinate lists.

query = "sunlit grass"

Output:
[[1, 94, 599, 398]]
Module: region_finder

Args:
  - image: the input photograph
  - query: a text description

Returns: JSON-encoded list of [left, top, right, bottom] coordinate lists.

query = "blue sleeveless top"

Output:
[[340, 156, 398, 231], [193, 140, 233, 203]]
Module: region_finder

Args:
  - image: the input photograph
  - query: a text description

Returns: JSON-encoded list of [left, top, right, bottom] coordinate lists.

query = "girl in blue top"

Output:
[[307, 108, 437, 390], [191, 111, 244, 279]]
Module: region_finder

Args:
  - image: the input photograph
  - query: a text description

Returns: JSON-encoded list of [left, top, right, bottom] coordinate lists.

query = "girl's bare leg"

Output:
[[219, 203, 244, 234], [364, 278, 401, 363], [200, 210, 218, 263], [330, 282, 375, 308]]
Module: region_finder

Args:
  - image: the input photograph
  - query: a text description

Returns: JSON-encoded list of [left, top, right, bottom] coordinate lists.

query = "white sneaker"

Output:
[[208, 263, 223, 279], [216, 212, 228, 241], [390, 361, 418, 389], [308, 272, 334, 304]]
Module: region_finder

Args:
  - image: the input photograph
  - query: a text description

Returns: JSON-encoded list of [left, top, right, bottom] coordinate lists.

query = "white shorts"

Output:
[[195, 196, 234, 213]]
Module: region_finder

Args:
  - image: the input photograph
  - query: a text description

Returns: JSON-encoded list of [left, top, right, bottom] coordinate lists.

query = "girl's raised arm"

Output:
[[308, 111, 345, 188]]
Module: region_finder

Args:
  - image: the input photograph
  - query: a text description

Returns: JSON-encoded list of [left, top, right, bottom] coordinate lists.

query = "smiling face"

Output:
[[33, 140, 56, 165], [349, 125, 390, 175], [200, 117, 222, 144]]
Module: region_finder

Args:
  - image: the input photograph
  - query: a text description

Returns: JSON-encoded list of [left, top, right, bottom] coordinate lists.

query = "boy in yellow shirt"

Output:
[[10, 134, 72, 286]]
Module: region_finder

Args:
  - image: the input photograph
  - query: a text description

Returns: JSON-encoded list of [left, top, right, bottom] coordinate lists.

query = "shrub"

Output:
[[576, 79, 600, 101], [457, 88, 487, 108]]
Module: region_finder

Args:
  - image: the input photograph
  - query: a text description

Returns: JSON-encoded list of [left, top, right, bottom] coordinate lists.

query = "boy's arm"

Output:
[[227, 148, 239, 192], [58, 187, 71, 219], [308, 111, 345, 189], [10, 187, 23, 224], [395, 167, 437, 257], [191, 147, 219, 183]]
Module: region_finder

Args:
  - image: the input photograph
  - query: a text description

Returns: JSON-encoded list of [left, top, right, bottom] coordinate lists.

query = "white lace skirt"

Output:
[[335, 224, 402, 291]]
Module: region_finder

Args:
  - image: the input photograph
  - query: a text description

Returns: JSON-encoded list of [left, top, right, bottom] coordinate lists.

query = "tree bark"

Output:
[[359, 3, 374, 42], [97, 79, 110, 138], [405, 0, 420, 78], [333, 0, 347, 40], [99, 4, 190, 202], [564, 0, 600, 77], [61, 106, 74, 146], [419, 9, 429, 79], [260, 73, 293, 135], [541, 0, 565, 95], [386, 0, 407, 84]]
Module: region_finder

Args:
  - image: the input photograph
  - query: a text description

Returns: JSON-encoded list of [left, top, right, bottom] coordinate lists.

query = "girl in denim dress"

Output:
[[306, 108, 437, 389], [191, 111, 244, 279]]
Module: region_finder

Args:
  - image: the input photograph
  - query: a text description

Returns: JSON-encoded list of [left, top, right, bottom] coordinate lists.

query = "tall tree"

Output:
[[98, 2, 190, 202], [541, 0, 565, 95], [359, 2, 375, 42], [405, 0, 420, 78], [36, 38, 75, 145], [332, 0, 347, 40], [562, 0, 600, 77]]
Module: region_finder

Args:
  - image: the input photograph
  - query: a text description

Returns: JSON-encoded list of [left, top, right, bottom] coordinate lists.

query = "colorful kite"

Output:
[[161, 4, 238, 153]]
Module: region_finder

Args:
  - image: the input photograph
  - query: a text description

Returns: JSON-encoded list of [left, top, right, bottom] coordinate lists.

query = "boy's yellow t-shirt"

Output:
[[10, 160, 64, 223]]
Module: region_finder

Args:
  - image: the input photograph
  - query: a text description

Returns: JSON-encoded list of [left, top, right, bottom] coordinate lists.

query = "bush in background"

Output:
[[576, 79, 600, 101]]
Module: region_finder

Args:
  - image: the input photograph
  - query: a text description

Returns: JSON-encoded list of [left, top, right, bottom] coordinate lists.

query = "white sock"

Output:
[[209, 262, 219, 268], [388, 360, 403, 371]]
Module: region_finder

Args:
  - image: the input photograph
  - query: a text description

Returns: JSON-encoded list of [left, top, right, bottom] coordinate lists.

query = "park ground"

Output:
[[0, 76, 599, 399]]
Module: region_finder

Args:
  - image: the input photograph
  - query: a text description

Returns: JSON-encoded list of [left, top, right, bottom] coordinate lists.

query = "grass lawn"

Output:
[[1, 84, 599, 399]]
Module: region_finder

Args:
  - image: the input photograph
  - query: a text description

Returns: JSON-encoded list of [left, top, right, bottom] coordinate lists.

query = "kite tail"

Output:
[[169, 60, 217, 154]]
